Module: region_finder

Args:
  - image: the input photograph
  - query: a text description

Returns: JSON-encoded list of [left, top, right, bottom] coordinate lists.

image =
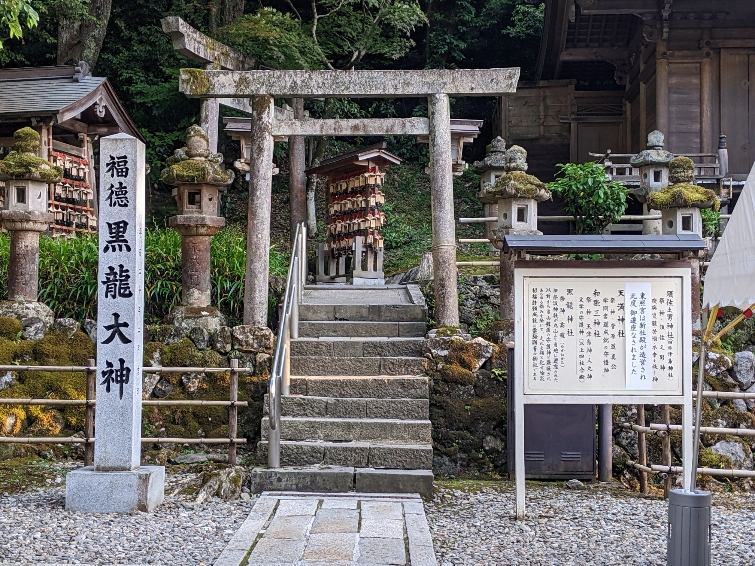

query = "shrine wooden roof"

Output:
[[502, 234, 707, 255], [306, 143, 402, 176], [0, 64, 142, 140]]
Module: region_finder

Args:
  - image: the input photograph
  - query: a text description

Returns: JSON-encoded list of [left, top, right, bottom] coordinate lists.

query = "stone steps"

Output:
[[248, 466, 434, 494], [256, 440, 433, 469], [290, 375, 429, 399], [299, 303, 427, 322], [291, 355, 427, 377], [263, 394, 429, 420], [291, 337, 425, 358], [261, 416, 432, 444], [299, 320, 426, 338]]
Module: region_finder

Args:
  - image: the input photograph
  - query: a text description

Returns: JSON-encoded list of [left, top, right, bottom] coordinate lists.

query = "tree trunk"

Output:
[[57, 0, 113, 68], [305, 99, 335, 235], [219, 0, 245, 26]]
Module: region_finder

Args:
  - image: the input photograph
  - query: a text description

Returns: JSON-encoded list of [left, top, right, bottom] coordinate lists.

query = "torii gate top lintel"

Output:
[[179, 68, 520, 99]]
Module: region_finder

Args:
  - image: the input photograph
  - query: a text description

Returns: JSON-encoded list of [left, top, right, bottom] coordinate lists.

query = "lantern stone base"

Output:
[[164, 305, 227, 333], [65, 465, 165, 513]]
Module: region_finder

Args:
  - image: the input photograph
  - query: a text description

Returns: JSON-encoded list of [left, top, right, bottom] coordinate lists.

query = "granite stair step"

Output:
[[248, 466, 434, 494], [261, 416, 432, 444], [299, 320, 426, 338], [299, 303, 427, 322], [291, 337, 425, 358], [291, 355, 427, 377], [263, 394, 429, 420], [290, 375, 429, 399], [256, 440, 433, 469]]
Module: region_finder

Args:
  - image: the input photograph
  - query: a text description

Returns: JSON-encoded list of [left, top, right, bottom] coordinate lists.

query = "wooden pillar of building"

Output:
[[656, 44, 669, 140], [244, 95, 275, 326], [428, 93, 459, 328], [289, 98, 307, 245]]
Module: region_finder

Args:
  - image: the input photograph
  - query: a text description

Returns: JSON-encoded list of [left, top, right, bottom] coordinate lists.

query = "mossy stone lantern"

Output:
[[629, 130, 674, 234], [474, 137, 508, 241], [647, 156, 719, 237], [481, 145, 551, 242], [0, 127, 60, 304], [161, 125, 234, 331]]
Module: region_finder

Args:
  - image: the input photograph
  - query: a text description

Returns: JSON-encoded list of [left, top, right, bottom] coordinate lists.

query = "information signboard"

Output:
[[513, 264, 694, 519]]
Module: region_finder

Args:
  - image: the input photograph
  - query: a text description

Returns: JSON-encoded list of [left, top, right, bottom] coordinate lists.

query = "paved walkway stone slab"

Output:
[[213, 492, 437, 566]]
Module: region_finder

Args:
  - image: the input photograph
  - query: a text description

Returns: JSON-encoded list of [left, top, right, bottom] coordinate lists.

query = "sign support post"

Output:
[[65, 133, 165, 513]]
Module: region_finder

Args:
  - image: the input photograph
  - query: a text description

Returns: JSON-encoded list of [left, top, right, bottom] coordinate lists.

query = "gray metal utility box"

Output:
[[506, 346, 596, 479]]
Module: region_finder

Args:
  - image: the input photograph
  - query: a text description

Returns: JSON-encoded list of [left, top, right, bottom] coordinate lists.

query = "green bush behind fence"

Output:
[[0, 226, 288, 326]]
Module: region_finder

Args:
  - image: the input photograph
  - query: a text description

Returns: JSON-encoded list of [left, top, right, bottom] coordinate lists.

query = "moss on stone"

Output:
[[0, 317, 21, 341], [487, 171, 550, 200], [160, 158, 233, 185], [699, 446, 733, 469], [184, 68, 211, 96], [647, 183, 720, 211], [438, 363, 475, 385], [0, 152, 62, 181], [162, 338, 199, 367], [669, 156, 695, 184], [447, 341, 481, 372], [12, 127, 41, 154]]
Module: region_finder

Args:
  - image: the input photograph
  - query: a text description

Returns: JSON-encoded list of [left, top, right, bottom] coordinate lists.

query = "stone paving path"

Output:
[[213, 492, 437, 566]]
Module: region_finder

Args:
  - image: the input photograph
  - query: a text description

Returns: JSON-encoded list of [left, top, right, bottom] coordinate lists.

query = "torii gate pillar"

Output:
[[428, 93, 459, 327], [244, 95, 275, 326]]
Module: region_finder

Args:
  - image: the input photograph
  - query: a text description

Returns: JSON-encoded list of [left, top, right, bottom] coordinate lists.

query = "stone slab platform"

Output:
[[213, 492, 437, 566], [65, 465, 165, 513]]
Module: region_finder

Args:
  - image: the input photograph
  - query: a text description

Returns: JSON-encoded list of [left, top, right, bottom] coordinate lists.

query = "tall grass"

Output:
[[0, 226, 288, 325]]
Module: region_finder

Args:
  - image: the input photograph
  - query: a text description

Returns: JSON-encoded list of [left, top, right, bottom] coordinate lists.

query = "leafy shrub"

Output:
[[0, 226, 288, 325], [548, 162, 628, 234]]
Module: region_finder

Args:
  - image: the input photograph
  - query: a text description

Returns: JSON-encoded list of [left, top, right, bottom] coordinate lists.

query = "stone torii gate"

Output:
[[179, 68, 519, 328]]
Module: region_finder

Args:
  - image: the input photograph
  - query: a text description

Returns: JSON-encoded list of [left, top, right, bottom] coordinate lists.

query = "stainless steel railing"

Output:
[[268, 223, 307, 467]]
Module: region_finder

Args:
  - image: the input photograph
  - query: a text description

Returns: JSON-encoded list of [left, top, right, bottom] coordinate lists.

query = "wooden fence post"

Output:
[[637, 404, 647, 495], [662, 403, 672, 498], [228, 358, 239, 466], [84, 358, 96, 466]]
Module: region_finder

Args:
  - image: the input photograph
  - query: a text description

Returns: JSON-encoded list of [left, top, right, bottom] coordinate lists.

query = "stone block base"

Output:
[[65, 466, 165, 513], [164, 305, 227, 333]]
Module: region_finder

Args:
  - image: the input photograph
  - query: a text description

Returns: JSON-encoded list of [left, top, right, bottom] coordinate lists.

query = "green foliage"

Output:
[[701, 208, 722, 238], [548, 162, 629, 234], [0, 227, 287, 325], [0, 0, 39, 49], [219, 8, 321, 69]]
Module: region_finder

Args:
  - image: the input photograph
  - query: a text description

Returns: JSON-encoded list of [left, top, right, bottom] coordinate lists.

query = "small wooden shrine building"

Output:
[[0, 63, 142, 235]]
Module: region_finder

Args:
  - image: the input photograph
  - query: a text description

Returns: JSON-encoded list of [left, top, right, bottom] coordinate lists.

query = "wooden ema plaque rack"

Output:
[[317, 167, 386, 283], [50, 150, 96, 235]]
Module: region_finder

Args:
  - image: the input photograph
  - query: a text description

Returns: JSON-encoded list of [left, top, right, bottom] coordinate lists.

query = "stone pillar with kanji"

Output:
[[161, 125, 234, 332], [0, 127, 58, 331], [66, 133, 165, 513]]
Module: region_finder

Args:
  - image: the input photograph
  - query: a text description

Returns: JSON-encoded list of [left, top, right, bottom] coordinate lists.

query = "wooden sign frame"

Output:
[[513, 262, 693, 519]]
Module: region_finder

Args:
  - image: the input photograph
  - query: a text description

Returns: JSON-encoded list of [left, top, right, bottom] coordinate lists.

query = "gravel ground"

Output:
[[426, 481, 755, 566], [0, 466, 256, 565]]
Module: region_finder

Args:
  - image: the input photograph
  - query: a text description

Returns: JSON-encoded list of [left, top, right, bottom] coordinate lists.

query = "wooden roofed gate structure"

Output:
[[165, 16, 520, 329]]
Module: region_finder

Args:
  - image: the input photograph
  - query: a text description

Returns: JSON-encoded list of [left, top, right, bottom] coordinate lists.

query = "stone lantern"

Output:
[[474, 137, 508, 241], [647, 156, 718, 237], [161, 125, 234, 331], [482, 145, 551, 242], [0, 127, 59, 327], [629, 130, 673, 234]]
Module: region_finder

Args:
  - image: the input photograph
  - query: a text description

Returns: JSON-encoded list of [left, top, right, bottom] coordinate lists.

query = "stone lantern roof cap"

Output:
[[160, 124, 234, 186], [629, 130, 673, 167], [473, 136, 507, 172], [0, 127, 62, 182]]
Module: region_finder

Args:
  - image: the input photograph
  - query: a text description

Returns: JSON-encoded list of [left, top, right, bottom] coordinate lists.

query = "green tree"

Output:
[[0, 0, 39, 49], [548, 162, 629, 234]]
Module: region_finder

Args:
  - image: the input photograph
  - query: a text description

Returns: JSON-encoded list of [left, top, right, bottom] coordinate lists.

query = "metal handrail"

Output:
[[268, 223, 306, 467]]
